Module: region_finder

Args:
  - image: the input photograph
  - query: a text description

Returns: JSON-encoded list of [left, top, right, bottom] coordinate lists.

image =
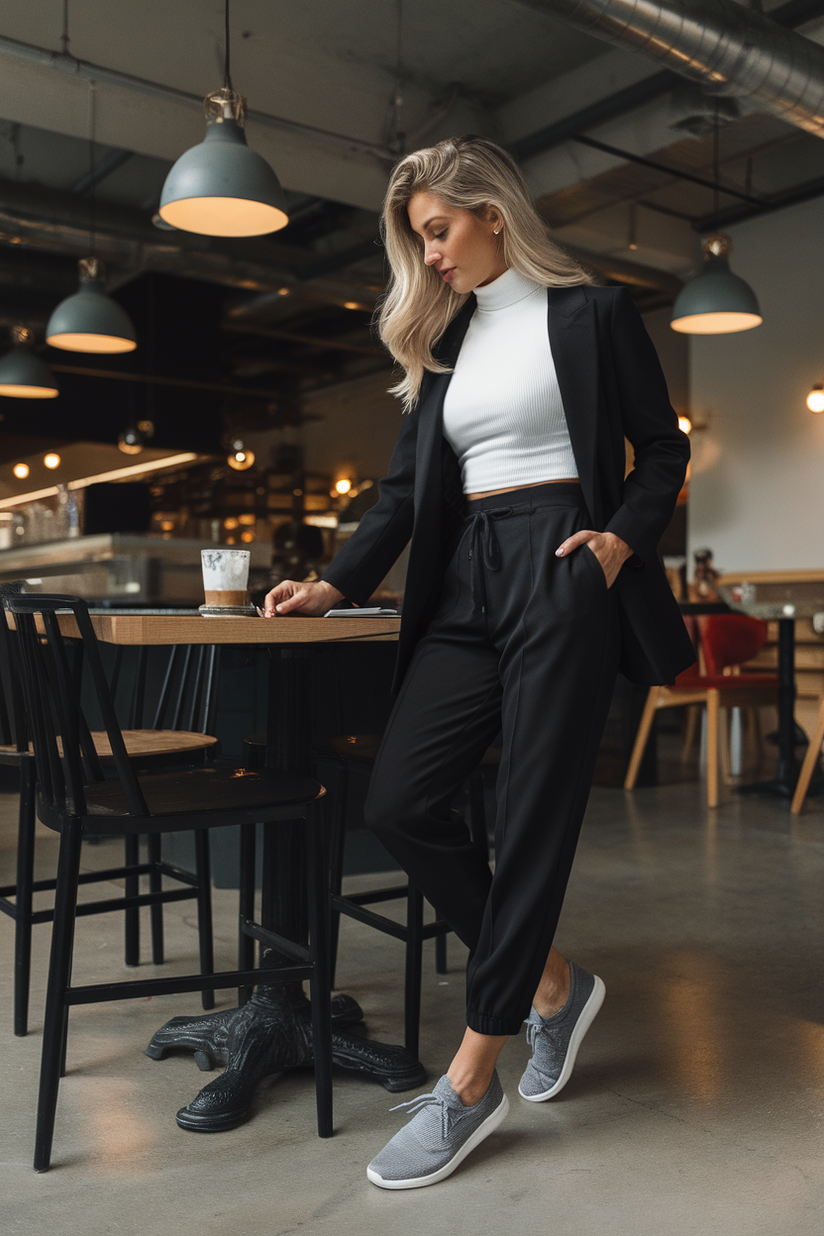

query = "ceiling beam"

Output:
[[70, 148, 133, 195], [222, 322, 381, 356]]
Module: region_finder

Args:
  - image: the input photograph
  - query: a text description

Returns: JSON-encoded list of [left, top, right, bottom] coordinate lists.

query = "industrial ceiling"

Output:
[[0, 0, 823, 451]]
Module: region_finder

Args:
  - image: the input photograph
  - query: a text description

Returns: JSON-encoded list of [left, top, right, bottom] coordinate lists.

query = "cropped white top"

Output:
[[442, 268, 578, 494]]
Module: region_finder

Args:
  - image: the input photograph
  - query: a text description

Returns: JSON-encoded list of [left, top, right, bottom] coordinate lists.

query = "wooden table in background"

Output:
[[58, 611, 425, 1132]]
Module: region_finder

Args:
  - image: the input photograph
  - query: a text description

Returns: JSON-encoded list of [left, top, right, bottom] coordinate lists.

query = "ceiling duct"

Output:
[[524, 0, 824, 139]]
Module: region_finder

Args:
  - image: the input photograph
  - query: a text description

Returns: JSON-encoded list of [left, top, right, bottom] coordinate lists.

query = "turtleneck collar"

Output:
[[472, 267, 543, 312]]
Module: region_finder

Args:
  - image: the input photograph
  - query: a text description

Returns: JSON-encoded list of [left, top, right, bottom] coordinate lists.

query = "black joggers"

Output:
[[363, 482, 621, 1036]]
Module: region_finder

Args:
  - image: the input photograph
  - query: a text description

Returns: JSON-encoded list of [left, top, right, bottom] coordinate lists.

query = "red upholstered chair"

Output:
[[624, 614, 779, 808]]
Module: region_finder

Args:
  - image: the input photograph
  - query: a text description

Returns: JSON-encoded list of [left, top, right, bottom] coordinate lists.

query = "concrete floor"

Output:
[[2, 776, 824, 1236]]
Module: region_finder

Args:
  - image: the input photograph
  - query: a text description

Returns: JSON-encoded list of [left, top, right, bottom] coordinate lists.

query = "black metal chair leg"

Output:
[[404, 884, 424, 1061], [13, 758, 37, 1036], [328, 761, 348, 990], [237, 822, 256, 1006], [34, 819, 82, 1172], [307, 808, 333, 1138], [124, 833, 139, 966], [147, 833, 165, 965], [194, 830, 215, 1010]]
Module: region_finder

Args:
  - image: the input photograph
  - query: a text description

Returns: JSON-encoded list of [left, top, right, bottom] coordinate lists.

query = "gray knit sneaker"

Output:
[[518, 961, 605, 1102], [366, 1070, 509, 1189]]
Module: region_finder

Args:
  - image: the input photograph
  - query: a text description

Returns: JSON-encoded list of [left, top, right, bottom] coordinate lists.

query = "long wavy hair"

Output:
[[378, 134, 592, 412]]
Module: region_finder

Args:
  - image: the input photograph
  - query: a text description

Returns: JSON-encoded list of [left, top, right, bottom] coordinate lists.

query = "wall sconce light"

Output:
[[806, 384, 824, 413], [13, 463, 30, 479], [43, 453, 61, 470]]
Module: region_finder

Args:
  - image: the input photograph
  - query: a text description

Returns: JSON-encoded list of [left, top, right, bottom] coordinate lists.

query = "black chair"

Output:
[[6, 594, 331, 1172], [0, 592, 220, 1036]]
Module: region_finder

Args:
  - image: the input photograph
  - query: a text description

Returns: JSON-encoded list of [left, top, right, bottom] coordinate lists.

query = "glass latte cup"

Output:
[[201, 549, 251, 608]]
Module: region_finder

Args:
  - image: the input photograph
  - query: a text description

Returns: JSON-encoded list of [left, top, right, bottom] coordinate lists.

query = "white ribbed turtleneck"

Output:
[[442, 267, 578, 494]]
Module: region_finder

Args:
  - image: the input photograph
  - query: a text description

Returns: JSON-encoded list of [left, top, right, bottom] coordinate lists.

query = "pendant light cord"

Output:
[[712, 96, 719, 231], [224, 0, 233, 91], [388, 0, 404, 154], [61, 0, 70, 56], [88, 79, 97, 258]]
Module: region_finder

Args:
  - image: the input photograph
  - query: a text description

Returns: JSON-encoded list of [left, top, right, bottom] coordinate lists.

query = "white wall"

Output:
[[688, 196, 824, 573]]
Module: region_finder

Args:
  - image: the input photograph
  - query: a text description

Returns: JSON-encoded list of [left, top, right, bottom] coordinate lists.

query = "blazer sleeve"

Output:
[[603, 286, 690, 565], [320, 404, 418, 604]]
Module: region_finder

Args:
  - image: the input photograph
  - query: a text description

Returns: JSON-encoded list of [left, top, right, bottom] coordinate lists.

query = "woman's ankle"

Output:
[[447, 1029, 508, 1106]]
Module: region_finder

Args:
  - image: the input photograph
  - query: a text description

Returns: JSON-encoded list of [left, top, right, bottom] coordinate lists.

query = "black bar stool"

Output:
[[7, 594, 331, 1172]]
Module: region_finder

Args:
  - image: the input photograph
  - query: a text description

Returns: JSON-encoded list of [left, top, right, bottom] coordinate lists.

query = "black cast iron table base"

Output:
[[146, 986, 427, 1132]]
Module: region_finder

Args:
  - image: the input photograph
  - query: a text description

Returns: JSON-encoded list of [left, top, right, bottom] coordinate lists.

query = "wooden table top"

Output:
[[53, 612, 401, 646]]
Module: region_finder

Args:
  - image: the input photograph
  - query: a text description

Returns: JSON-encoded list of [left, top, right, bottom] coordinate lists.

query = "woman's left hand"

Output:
[[555, 529, 633, 590]]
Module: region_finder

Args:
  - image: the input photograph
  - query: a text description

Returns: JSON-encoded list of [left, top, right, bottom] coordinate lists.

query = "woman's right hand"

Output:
[[263, 579, 344, 617]]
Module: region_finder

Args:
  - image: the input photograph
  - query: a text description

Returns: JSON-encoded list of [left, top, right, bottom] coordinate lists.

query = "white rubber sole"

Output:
[[518, 974, 606, 1102], [366, 1093, 510, 1190]]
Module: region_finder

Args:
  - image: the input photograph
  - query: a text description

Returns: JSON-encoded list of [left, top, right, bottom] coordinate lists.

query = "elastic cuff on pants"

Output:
[[466, 1007, 525, 1037]]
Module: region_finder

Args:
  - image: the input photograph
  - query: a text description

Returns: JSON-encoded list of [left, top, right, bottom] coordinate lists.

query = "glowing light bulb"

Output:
[[807, 385, 824, 413], [678, 416, 692, 435], [43, 453, 61, 469], [335, 478, 352, 495], [13, 463, 29, 479]]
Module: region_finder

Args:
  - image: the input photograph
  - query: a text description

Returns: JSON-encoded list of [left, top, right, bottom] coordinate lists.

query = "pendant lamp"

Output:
[[0, 326, 59, 398], [158, 1, 288, 237], [671, 234, 762, 335], [670, 100, 761, 336], [46, 257, 137, 353]]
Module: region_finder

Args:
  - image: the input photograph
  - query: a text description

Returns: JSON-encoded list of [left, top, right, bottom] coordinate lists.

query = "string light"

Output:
[[13, 463, 29, 479], [43, 453, 61, 469]]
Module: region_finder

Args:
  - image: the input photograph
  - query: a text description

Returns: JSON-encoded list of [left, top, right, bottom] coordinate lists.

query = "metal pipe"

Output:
[[524, 0, 824, 138]]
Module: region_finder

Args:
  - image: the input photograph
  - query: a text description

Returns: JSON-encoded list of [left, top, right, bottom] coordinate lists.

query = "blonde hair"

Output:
[[378, 134, 592, 411]]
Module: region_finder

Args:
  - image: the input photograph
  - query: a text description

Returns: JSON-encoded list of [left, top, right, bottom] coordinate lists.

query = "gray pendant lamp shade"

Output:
[[46, 258, 137, 354], [671, 235, 762, 335], [0, 326, 59, 399], [159, 89, 288, 237]]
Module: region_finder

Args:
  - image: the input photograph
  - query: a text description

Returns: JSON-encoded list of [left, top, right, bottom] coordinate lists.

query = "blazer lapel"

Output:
[[548, 286, 602, 528], [415, 297, 475, 506]]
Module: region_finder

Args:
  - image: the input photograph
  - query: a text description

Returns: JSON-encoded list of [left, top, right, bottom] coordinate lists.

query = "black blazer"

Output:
[[323, 283, 695, 693]]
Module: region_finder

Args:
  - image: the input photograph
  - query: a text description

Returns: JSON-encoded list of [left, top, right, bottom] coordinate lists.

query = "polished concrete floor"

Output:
[[2, 774, 824, 1236]]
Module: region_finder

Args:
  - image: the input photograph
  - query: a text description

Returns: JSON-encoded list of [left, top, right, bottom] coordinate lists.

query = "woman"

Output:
[[264, 135, 693, 1189]]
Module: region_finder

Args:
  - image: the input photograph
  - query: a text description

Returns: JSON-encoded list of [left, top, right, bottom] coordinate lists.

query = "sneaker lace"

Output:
[[390, 1091, 456, 1139]]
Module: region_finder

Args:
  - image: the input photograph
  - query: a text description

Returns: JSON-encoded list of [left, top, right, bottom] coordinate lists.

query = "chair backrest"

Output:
[[5, 594, 149, 819], [0, 581, 29, 751], [108, 642, 221, 733], [701, 614, 768, 676]]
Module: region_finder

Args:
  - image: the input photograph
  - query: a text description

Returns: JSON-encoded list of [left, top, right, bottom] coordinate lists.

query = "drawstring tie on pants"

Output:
[[464, 506, 513, 612]]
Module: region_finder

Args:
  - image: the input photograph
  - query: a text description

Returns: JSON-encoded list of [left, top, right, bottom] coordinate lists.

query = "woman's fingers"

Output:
[[555, 530, 596, 558], [263, 581, 299, 616]]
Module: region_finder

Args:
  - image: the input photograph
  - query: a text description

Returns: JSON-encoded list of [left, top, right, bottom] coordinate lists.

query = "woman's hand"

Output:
[[555, 530, 633, 590], [263, 579, 344, 617]]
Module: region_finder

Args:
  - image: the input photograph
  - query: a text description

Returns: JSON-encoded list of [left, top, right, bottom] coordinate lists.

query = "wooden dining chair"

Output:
[[6, 593, 330, 1172], [624, 614, 779, 808], [791, 691, 824, 814], [0, 587, 220, 1036]]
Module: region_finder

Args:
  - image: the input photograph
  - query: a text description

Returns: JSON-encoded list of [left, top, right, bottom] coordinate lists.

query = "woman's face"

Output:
[[407, 191, 507, 294]]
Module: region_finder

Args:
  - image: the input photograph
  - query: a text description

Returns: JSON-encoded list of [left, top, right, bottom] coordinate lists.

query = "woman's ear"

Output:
[[487, 207, 502, 235]]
